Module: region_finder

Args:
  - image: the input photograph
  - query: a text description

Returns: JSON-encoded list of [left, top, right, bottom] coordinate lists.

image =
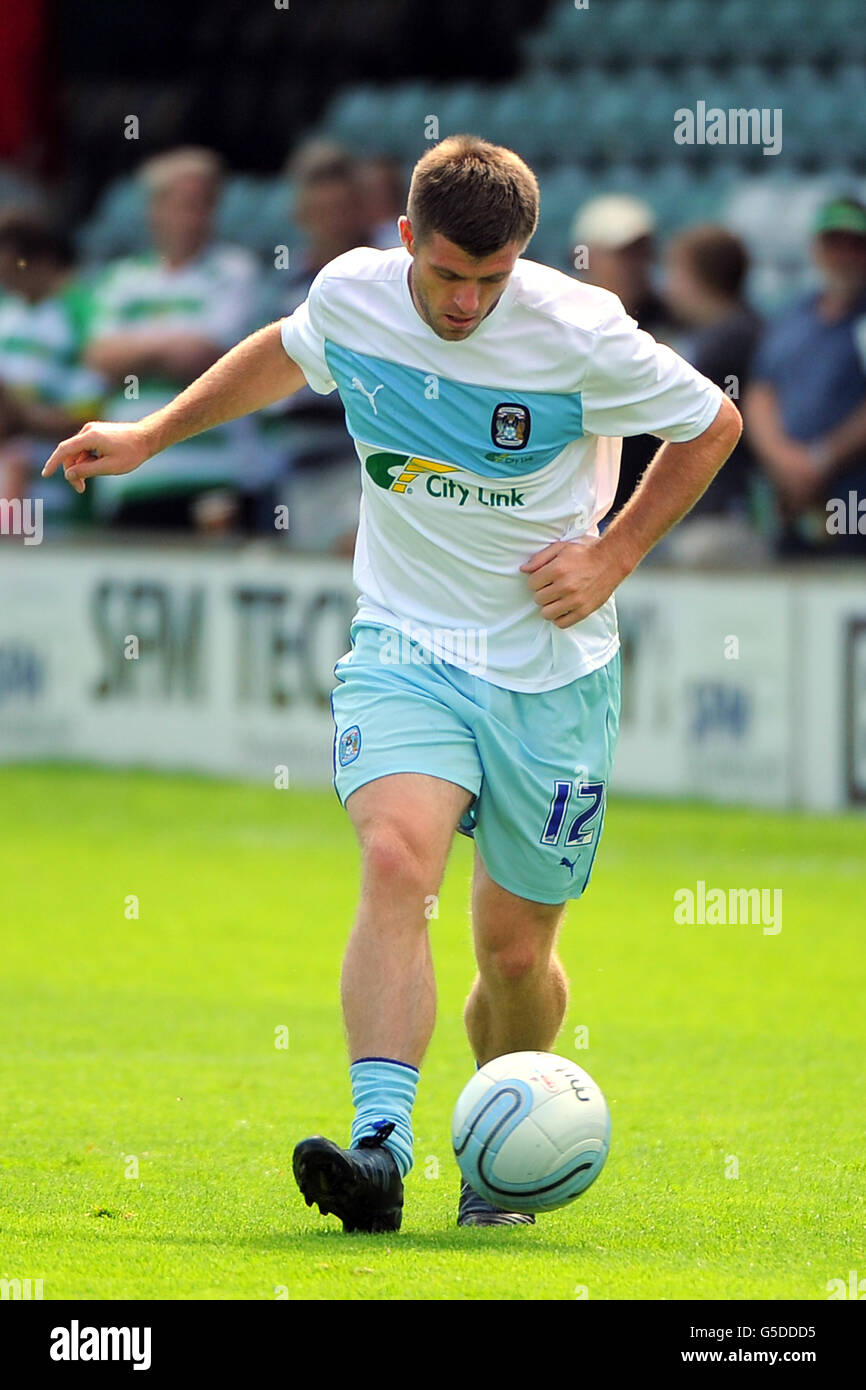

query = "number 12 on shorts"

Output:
[[540, 780, 605, 847]]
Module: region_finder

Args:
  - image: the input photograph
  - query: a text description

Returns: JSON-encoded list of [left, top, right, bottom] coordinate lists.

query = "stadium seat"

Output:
[[636, 0, 716, 66], [535, 167, 593, 268], [476, 81, 568, 163], [437, 83, 489, 140], [605, 0, 658, 64], [383, 83, 441, 157], [258, 180, 297, 257], [522, 0, 645, 71], [530, 80, 589, 163], [216, 177, 299, 260], [809, 0, 866, 60], [520, 13, 571, 73], [711, 1, 773, 62], [324, 85, 390, 148], [79, 177, 149, 264]]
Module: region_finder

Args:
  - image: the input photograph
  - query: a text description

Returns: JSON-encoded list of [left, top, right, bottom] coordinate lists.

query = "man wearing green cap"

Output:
[[745, 196, 866, 555]]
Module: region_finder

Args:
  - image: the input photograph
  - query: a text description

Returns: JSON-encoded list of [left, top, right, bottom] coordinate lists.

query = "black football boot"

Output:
[[293, 1122, 403, 1233], [457, 1179, 536, 1227]]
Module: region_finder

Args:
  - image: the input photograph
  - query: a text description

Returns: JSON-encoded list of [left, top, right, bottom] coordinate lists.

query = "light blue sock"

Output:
[[349, 1056, 419, 1179]]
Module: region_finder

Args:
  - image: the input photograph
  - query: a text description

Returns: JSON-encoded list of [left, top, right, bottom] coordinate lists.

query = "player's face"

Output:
[[399, 217, 522, 340]]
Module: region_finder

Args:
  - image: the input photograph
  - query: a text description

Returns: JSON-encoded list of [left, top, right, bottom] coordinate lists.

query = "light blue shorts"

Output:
[[330, 622, 621, 905]]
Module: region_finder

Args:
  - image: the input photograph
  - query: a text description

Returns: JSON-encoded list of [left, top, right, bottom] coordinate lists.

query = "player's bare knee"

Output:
[[478, 940, 549, 985], [360, 829, 438, 900]]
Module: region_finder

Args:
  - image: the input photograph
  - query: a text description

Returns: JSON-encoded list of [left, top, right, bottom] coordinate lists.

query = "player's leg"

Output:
[[453, 650, 621, 1225], [457, 856, 570, 1227], [331, 772, 472, 1212], [341, 771, 473, 1068], [294, 770, 472, 1233], [293, 622, 482, 1231], [464, 849, 569, 1065]]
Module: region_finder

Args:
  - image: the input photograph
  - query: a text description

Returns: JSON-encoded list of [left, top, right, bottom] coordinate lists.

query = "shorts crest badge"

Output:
[[338, 725, 362, 766]]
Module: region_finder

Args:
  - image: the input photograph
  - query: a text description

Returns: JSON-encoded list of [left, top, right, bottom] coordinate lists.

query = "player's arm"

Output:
[[42, 321, 306, 493], [522, 395, 742, 627], [599, 393, 743, 571]]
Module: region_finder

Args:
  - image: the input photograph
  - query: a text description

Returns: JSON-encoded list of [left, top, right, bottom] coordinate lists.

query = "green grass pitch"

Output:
[[1, 764, 863, 1301]]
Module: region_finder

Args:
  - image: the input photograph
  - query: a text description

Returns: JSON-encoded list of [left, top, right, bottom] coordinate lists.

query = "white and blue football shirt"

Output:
[[280, 246, 723, 693]]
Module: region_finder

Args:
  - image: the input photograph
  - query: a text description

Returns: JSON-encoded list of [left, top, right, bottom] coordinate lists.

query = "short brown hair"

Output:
[[669, 224, 749, 300], [407, 134, 539, 259]]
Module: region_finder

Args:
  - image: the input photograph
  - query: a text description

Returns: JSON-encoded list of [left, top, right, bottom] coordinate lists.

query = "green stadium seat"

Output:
[[217, 178, 299, 260], [535, 167, 593, 265], [803, 0, 866, 60], [534, 80, 592, 162], [382, 83, 442, 158], [437, 83, 489, 140], [605, 0, 658, 63], [522, 0, 643, 70], [324, 86, 389, 146], [79, 177, 149, 263], [636, 0, 710, 65]]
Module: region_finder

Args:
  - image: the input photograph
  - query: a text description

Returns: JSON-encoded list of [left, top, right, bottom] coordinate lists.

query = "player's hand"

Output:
[[41, 421, 151, 495], [520, 534, 625, 628]]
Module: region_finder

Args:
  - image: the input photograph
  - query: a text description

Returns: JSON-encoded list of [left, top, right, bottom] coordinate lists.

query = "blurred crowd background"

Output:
[[2, 0, 866, 560]]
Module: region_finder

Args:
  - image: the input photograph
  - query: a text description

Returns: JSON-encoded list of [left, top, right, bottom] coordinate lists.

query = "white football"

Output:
[[452, 1051, 611, 1213]]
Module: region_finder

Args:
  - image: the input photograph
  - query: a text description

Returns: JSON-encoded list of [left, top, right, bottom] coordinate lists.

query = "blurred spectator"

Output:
[[745, 196, 866, 558], [271, 140, 374, 556], [286, 141, 373, 293], [572, 194, 671, 337], [660, 224, 767, 564], [357, 154, 406, 249], [0, 212, 104, 533], [570, 193, 677, 520], [84, 146, 274, 532]]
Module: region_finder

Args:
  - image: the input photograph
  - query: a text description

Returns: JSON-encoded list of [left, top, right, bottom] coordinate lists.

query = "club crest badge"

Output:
[[491, 402, 531, 450], [338, 725, 361, 766]]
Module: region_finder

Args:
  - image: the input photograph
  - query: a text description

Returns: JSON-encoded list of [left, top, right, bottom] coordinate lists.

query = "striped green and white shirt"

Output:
[[0, 280, 105, 521], [86, 245, 275, 512]]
